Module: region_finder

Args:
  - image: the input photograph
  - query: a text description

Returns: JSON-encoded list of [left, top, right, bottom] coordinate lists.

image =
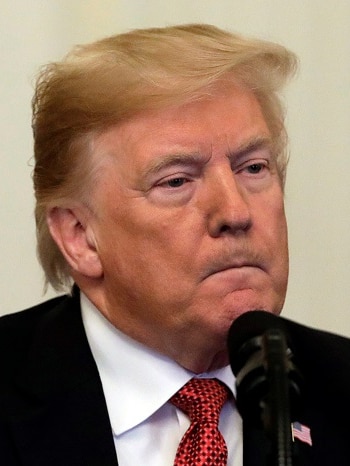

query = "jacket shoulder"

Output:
[[1, 295, 68, 325], [0, 295, 70, 339], [0, 295, 75, 375]]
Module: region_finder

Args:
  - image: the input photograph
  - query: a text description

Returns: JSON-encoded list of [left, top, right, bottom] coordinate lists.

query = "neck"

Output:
[[173, 348, 229, 374]]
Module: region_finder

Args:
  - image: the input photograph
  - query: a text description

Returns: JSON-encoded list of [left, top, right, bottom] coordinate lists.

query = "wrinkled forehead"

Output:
[[95, 79, 269, 148], [91, 83, 272, 177]]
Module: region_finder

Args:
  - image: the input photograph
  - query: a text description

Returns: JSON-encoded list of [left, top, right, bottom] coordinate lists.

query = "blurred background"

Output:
[[1, 0, 350, 336]]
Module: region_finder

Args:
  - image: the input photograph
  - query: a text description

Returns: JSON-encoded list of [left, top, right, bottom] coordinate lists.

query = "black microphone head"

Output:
[[227, 310, 302, 426], [228, 310, 288, 375]]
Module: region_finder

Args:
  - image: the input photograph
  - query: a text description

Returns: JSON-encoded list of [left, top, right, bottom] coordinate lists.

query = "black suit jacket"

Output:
[[1, 291, 350, 465]]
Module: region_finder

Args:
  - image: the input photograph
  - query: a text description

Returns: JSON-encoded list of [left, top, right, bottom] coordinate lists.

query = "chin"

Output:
[[191, 346, 230, 373], [207, 350, 230, 371], [224, 289, 285, 319]]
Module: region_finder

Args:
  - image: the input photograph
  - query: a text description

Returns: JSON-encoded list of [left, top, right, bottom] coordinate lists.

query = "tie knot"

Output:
[[171, 378, 229, 424]]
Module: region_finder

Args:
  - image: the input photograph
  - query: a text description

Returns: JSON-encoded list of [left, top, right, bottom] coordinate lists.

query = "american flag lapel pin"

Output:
[[291, 422, 312, 446]]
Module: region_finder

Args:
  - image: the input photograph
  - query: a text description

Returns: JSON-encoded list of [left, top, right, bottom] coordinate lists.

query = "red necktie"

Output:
[[170, 378, 230, 466]]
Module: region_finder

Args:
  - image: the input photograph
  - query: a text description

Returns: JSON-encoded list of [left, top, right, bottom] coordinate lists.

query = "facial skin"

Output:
[[49, 82, 289, 373]]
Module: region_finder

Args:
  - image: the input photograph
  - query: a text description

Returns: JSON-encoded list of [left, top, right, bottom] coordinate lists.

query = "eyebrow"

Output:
[[226, 136, 273, 161], [144, 152, 207, 178], [144, 135, 273, 178]]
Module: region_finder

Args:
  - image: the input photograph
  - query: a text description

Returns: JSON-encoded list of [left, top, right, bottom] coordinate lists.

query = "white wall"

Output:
[[1, 0, 350, 336]]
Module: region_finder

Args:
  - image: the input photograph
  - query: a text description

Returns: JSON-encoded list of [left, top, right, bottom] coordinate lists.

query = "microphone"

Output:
[[227, 310, 303, 466]]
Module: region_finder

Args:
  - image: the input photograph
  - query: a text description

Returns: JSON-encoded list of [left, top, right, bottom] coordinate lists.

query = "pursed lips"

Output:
[[202, 258, 266, 281]]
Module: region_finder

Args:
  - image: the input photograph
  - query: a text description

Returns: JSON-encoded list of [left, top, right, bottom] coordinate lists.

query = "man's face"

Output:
[[86, 83, 289, 371]]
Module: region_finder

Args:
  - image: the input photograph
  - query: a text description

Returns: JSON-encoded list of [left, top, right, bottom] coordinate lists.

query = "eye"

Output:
[[149, 174, 195, 205], [236, 159, 269, 177], [157, 176, 191, 189], [245, 163, 265, 174], [166, 177, 187, 188]]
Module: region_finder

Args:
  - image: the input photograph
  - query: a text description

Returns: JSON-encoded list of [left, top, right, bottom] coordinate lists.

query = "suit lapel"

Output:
[[282, 318, 350, 465], [241, 422, 311, 466], [9, 292, 118, 466]]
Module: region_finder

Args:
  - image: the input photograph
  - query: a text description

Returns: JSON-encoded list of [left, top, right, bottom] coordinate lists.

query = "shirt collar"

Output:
[[80, 293, 236, 435]]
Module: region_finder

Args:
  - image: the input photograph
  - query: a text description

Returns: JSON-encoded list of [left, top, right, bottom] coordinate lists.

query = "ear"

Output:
[[47, 207, 103, 279]]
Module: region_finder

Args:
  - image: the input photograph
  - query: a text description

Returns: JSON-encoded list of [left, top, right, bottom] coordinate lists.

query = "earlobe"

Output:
[[47, 207, 103, 279]]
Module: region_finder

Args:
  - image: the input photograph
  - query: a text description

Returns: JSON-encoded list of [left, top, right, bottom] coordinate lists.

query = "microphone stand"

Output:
[[228, 311, 304, 466], [262, 329, 293, 466]]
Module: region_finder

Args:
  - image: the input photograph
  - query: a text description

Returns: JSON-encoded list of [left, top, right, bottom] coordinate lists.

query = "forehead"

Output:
[[95, 82, 270, 164]]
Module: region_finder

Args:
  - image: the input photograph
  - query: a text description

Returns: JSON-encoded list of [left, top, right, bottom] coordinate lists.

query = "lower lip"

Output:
[[208, 266, 263, 286]]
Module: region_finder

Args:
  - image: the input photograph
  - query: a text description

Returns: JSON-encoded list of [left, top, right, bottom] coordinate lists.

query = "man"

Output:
[[1, 24, 350, 466]]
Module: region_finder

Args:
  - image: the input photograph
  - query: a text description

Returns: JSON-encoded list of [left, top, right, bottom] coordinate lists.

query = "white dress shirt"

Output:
[[81, 293, 243, 466]]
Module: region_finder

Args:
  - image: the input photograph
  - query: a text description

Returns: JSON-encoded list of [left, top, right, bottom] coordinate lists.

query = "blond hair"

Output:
[[32, 23, 297, 291]]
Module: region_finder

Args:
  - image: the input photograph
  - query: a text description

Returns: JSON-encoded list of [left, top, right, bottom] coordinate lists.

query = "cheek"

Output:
[[255, 190, 288, 276], [138, 205, 203, 253], [97, 209, 195, 283], [261, 188, 287, 239], [270, 202, 289, 296], [275, 201, 288, 250]]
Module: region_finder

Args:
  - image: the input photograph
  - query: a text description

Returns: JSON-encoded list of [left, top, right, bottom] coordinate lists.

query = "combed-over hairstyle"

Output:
[[32, 23, 297, 291]]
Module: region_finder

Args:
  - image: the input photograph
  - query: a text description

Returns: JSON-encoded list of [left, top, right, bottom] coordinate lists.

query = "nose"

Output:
[[204, 165, 252, 237]]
